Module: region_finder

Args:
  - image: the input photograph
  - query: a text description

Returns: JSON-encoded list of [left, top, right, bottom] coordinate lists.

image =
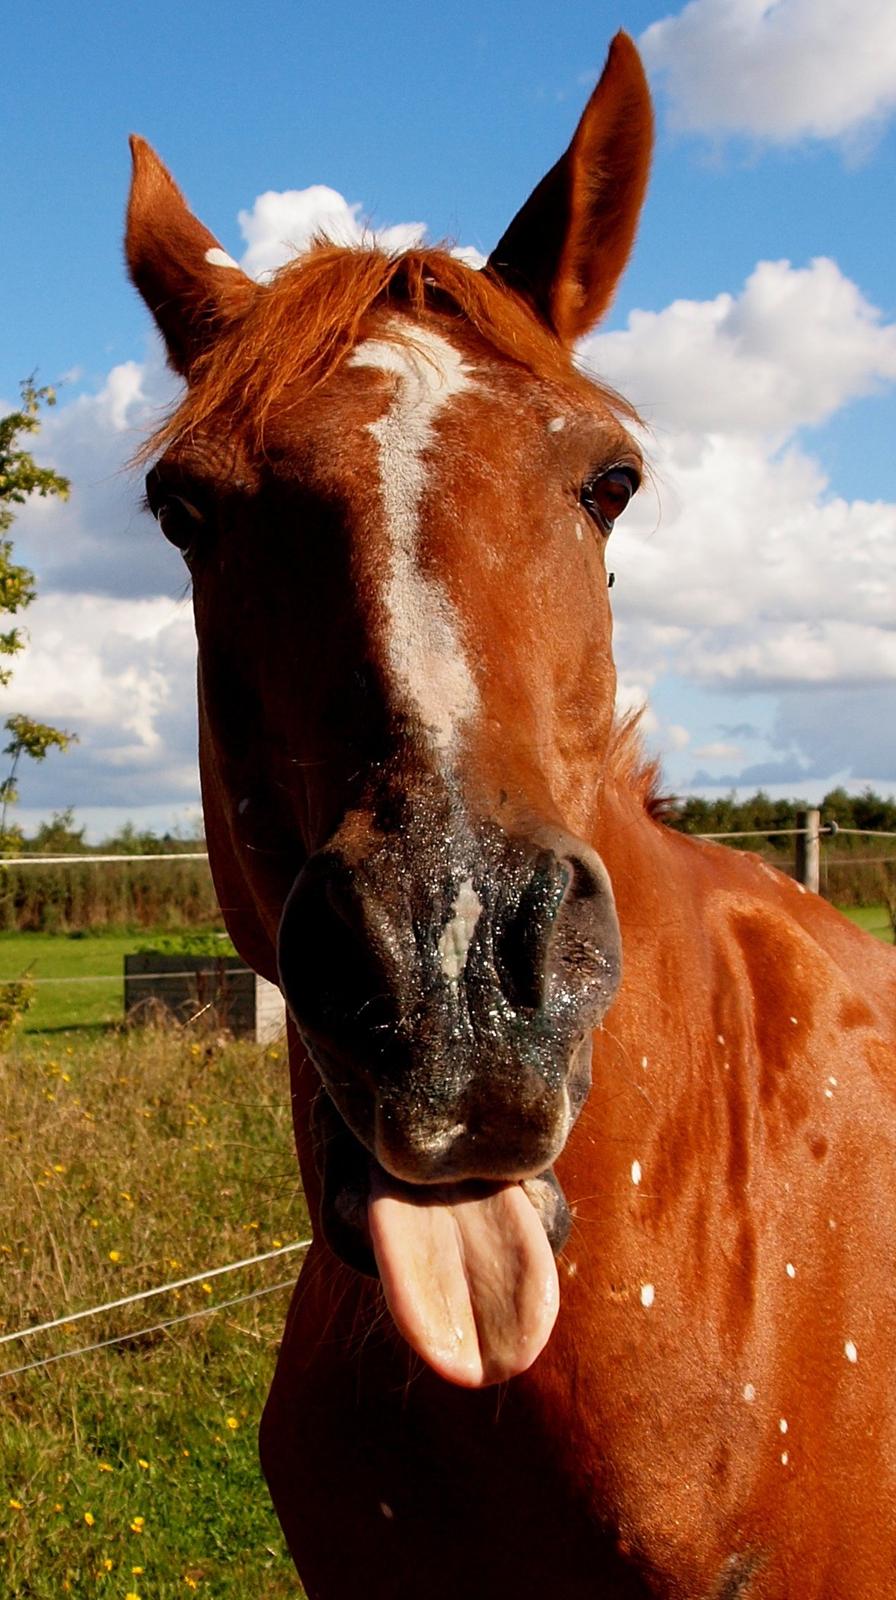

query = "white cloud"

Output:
[[640, 0, 896, 145], [591, 258, 896, 440], [582, 256, 896, 739], [7, 592, 199, 813], [237, 186, 427, 278], [693, 740, 743, 760], [13, 349, 182, 600]]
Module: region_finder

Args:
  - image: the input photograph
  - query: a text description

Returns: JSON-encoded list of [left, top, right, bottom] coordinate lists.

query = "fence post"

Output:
[[795, 808, 821, 893]]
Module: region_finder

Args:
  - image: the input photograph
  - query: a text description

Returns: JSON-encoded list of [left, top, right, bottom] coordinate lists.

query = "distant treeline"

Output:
[[667, 787, 896, 908], [0, 793, 894, 931], [0, 812, 219, 932], [667, 786, 896, 840]]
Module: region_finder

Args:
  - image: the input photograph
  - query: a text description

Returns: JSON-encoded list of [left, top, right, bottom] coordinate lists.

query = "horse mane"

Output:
[[607, 711, 673, 820], [143, 242, 639, 458]]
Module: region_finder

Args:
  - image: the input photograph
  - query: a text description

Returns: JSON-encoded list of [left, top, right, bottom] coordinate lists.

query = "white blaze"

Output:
[[349, 326, 479, 757], [438, 877, 483, 981]]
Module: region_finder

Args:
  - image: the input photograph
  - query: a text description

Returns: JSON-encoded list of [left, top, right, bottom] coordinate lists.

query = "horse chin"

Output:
[[309, 1083, 573, 1280]]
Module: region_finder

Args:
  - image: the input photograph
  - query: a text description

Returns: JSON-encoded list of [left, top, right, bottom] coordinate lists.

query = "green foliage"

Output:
[[668, 786, 896, 840], [29, 806, 86, 854], [137, 930, 237, 958], [0, 972, 35, 1045], [0, 382, 75, 846], [0, 1025, 304, 1598]]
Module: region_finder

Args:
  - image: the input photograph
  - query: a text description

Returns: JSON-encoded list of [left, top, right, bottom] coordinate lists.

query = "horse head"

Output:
[[127, 33, 653, 1387]]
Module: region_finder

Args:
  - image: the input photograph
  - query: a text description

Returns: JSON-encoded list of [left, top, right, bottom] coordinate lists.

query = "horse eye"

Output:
[[154, 494, 205, 555], [580, 466, 640, 534]]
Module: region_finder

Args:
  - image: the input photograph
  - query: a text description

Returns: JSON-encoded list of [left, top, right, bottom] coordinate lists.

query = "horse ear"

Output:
[[125, 136, 256, 376], [487, 32, 653, 344]]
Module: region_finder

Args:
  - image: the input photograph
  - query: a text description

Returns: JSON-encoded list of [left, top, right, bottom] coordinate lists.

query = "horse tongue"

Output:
[[367, 1166, 560, 1388]]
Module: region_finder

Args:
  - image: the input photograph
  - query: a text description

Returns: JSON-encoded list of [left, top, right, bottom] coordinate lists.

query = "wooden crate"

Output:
[[123, 953, 286, 1043]]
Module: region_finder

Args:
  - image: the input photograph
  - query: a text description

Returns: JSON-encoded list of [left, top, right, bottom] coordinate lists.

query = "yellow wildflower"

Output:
[[201, 1282, 212, 1295], [102, 1558, 113, 1570], [137, 1459, 149, 1469], [8, 1499, 23, 1510], [225, 1416, 239, 1430], [130, 1516, 145, 1533], [108, 1250, 121, 1263], [125, 1592, 141, 1600], [84, 1511, 95, 1526], [131, 1567, 144, 1575], [97, 1463, 113, 1473]]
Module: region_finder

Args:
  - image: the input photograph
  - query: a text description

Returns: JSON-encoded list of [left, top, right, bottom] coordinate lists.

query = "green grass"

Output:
[[0, 929, 230, 1033], [0, 1025, 306, 1598], [840, 903, 894, 943]]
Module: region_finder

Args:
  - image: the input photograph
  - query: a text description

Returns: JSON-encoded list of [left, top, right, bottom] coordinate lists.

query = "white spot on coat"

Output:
[[547, 416, 566, 433], [845, 1340, 858, 1364], [781, 1451, 789, 1466], [437, 878, 482, 981], [640, 1282, 655, 1308], [786, 1262, 796, 1279], [641, 1055, 649, 1069], [743, 1383, 756, 1402], [204, 246, 242, 271], [779, 1418, 788, 1433], [350, 327, 479, 757], [631, 1160, 642, 1186]]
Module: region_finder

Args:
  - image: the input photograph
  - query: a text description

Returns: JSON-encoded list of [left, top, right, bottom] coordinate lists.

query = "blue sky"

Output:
[[3, 0, 895, 836]]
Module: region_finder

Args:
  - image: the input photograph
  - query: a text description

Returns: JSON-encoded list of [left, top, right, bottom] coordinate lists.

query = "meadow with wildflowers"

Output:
[[0, 1021, 308, 1597]]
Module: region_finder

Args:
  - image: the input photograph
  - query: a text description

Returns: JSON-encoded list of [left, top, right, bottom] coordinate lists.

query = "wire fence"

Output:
[[0, 1239, 312, 1382]]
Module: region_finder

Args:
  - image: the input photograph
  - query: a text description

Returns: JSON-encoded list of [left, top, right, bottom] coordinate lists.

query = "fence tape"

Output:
[[0, 853, 209, 867], [0, 1239, 311, 1348], [1, 969, 256, 988], [0, 1279, 295, 1381]]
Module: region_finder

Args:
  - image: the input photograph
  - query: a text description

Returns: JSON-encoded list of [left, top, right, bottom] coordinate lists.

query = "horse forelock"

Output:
[[141, 241, 639, 460]]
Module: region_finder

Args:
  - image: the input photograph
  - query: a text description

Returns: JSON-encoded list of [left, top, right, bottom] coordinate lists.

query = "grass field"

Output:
[[0, 929, 234, 1033], [840, 903, 894, 942], [0, 1024, 306, 1598]]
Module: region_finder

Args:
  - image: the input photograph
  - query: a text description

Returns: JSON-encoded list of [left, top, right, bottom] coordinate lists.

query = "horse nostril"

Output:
[[560, 853, 604, 903], [494, 853, 570, 1012]]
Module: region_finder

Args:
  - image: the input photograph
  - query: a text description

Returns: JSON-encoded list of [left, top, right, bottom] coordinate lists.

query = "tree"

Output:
[[0, 380, 75, 849]]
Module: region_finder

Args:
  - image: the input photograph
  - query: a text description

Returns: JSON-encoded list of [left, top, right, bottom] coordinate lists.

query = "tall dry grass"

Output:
[[0, 1021, 307, 1597]]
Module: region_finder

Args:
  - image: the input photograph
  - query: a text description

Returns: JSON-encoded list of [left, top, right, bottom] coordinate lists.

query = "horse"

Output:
[[126, 32, 896, 1599]]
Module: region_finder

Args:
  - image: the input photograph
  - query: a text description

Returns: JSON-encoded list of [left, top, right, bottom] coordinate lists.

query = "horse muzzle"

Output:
[[278, 813, 620, 1204]]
